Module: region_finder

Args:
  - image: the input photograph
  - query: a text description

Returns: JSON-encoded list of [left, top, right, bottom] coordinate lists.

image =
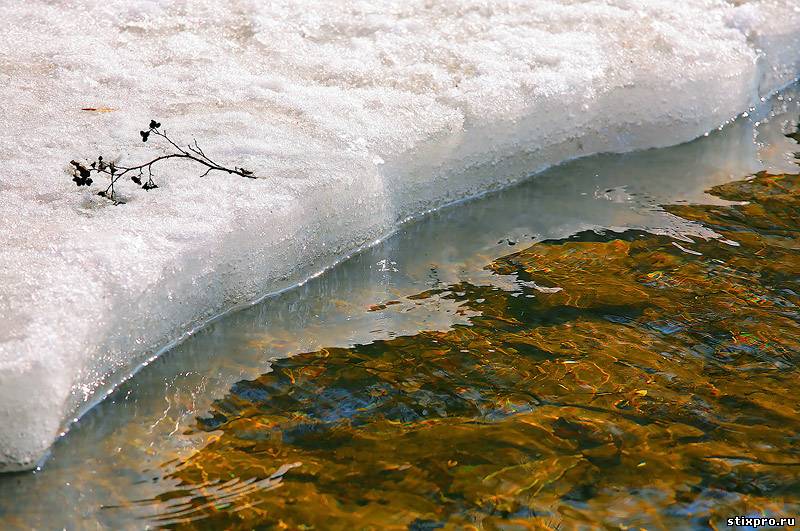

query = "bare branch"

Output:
[[69, 120, 256, 203]]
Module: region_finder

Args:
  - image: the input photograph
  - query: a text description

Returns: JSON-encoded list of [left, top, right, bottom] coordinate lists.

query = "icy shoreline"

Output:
[[1, 0, 799, 472]]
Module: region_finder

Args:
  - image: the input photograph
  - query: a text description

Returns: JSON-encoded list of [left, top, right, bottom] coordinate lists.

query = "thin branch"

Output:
[[69, 120, 255, 203]]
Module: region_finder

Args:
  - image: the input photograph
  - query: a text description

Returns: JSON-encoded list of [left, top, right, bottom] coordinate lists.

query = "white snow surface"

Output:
[[0, 0, 799, 472]]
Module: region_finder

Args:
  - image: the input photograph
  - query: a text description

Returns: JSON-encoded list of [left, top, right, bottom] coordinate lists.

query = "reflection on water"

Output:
[[1, 90, 799, 529]]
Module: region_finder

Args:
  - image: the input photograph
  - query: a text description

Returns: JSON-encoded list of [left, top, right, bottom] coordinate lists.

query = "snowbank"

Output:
[[0, 0, 799, 472]]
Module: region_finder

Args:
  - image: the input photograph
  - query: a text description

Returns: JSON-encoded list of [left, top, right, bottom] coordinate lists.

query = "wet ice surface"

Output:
[[0, 83, 798, 530], [2, 0, 800, 471]]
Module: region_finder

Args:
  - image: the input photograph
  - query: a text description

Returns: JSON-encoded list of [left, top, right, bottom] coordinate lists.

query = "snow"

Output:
[[0, 0, 799, 472]]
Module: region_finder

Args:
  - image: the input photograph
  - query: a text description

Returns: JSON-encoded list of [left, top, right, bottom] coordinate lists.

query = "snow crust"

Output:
[[0, 0, 799, 472]]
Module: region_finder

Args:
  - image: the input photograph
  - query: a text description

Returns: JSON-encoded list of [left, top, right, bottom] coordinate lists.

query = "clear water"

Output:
[[1, 87, 799, 529]]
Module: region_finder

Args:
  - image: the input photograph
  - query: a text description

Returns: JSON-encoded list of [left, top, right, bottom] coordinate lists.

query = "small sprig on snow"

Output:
[[69, 120, 256, 204]]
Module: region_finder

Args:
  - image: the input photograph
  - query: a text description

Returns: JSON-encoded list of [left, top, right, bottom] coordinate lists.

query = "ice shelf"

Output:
[[0, 0, 799, 472]]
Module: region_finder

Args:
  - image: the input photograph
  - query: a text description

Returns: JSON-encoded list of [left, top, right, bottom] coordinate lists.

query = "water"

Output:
[[1, 88, 799, 529]]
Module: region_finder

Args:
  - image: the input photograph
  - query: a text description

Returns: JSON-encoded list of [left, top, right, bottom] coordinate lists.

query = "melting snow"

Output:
[[0, 0, 799, 471]]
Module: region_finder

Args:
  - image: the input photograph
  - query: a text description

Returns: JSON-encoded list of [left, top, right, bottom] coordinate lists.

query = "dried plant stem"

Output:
[[69, 120, 254, 204]]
